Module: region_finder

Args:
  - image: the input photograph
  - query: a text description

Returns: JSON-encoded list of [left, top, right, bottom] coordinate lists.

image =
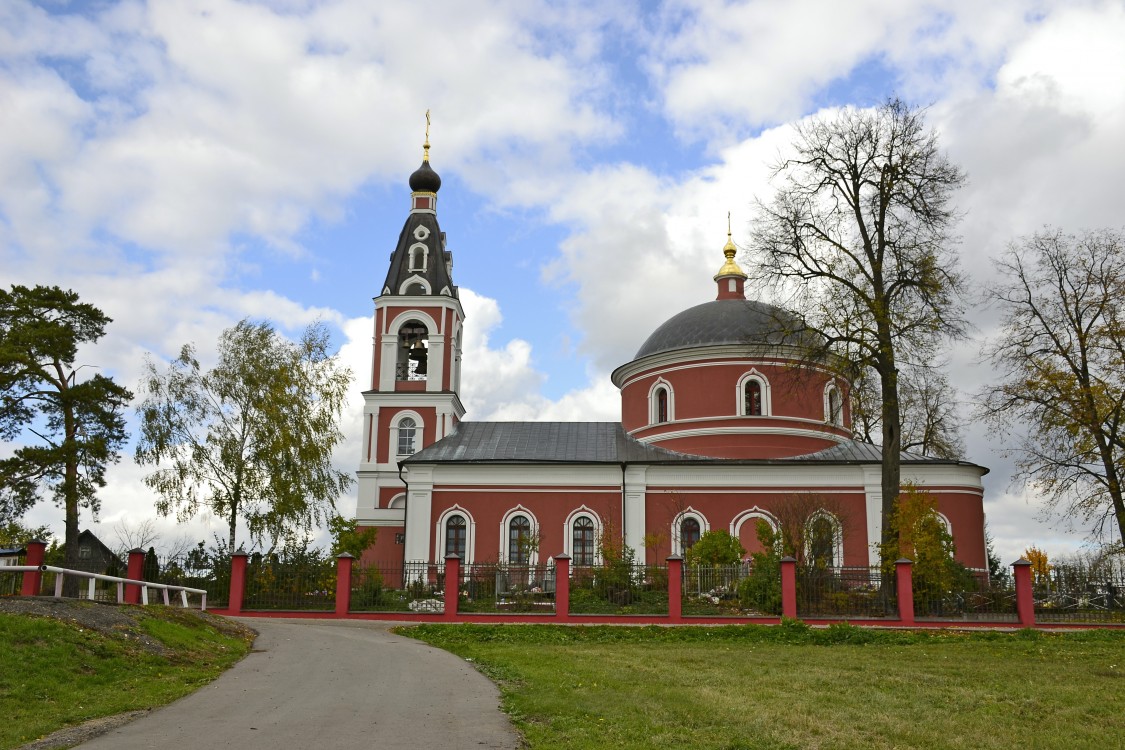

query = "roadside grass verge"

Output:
[[404, 621, 1125, 750], [0, 603, 254, 749]]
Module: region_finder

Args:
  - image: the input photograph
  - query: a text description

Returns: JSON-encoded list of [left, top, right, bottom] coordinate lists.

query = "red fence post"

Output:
[[1013, 558, 1035, 627], [125, 548, 145, 604], [895, 558, 915, 625], [336, 553, 354, 617], [667, 555, 683, 622], [443, 554, 461, 621], [780, 556, 797, 620], [229, 551, 248, 615], [554, 554, 570, 620], [21, 539, 46, 596]]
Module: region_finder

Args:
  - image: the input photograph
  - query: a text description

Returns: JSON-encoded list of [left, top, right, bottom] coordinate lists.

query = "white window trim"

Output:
[[648, 378, 675, 425], [730, 507, 780, 552], [500, 505, 539, 566], [398, 274, 432, 295], [434, 505, 475, 564], [563, 506, 602, 566], [805, 510, 844, 568], [413, 225, 431, 241], [392, 410, 424, 457], [823, 381, 843, 426], [671, 508, 709, 556], [387, 493, 406, 509], [408, 243, 429, 272], [736, 369, 772, 417]]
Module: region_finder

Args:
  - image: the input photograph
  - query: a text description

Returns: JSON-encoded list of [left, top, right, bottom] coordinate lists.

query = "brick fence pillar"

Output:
[[895, 558, 915, 625], [21, 539, 46, 596], [666, 555, 683, 622], [1013, 558, 1035, 627], [443, 554, 461, 620], [554, 554, 570, 620], [780, 556, 797, 620], [126, 548, 145, 604], [336, 553, 354, 617], [229, 551, 248, 615]]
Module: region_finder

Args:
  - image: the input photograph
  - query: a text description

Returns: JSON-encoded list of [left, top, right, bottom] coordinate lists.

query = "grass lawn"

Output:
[[405, 621, 1125, 750], [0, 603, 254, 749]]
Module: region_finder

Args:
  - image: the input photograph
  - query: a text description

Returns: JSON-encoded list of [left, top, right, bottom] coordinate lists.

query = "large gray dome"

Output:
[[634, 299, 811, 359]]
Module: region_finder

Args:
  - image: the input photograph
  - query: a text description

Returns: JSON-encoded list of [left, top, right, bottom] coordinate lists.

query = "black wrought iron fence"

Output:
[[459, 563, 556, 614], [797, 566, 897, 618], [569, 563, 667, 615], [350, 561, 446, 613], [1034, 565, 1125, 623], [681, 563, 755, 617], [243, 558, 336, 611], [913, 570, 1017, 621], [158, 554, 229, 608]]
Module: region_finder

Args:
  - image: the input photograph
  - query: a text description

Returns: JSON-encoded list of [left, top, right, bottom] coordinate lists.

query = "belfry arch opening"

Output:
[[397, 320, 429, 381]]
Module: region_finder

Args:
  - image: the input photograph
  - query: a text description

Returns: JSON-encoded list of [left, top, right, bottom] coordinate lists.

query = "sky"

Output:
[[3, 0, 1124, 564]]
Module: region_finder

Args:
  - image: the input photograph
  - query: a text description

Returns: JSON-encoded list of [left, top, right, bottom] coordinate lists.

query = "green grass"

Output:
[[0, 606, 253, 749], [403, 621, 1125, 750]]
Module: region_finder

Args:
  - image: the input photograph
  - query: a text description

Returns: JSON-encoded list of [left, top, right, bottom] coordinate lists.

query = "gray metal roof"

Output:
[[634, 299, 815, 359], [405, 422, 699, 464], [404, 423, 984, 472]]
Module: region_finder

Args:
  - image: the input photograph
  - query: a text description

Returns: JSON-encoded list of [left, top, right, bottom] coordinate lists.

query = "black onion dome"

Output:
[[409, 159, 442, 193], [634, 299, 814, 358]]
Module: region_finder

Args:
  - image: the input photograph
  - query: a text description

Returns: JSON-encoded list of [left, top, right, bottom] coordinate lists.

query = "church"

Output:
[[352, 140, 988, 572]]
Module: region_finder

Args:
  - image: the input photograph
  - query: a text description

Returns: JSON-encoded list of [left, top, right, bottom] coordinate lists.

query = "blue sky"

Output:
[[3, 0, 1125, 563]]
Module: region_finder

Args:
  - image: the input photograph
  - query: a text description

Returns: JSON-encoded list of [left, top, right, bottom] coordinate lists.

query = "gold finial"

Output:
[[423, 109, 431, 162], [715, 212, 746, 279]]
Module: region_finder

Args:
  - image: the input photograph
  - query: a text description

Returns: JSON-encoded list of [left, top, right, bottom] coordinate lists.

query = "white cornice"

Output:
[[638, 424, 849, 445]]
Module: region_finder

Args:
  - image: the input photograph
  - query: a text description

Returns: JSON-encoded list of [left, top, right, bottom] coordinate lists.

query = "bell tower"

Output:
[[355, 113, 465, 550]]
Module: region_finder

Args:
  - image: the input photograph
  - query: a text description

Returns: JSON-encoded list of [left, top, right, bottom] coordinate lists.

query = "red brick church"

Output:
[[352, 143, 988, 572]]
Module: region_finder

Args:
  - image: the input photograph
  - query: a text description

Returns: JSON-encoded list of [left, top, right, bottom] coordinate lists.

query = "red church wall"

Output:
[[643, 431, 841, 459], [931, 489, 987, 569], [359, 525, 405, 567], [375, 405, 437, 464], [430, 489, 620, 563], [643, 489, 870, 567]]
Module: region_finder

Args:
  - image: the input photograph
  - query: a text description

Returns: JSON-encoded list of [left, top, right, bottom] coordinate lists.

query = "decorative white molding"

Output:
[[736, 369, 772, 416], [648, 378, 675, 425], [671, 507, 709, 556], [563, 506, 602, 565], [730, 507, 779, 545], [499, 505, 540, 565], [434, 504, 475, 564], [398, 273, 431, 295]]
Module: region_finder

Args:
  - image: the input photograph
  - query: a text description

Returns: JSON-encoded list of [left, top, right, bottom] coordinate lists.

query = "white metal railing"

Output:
[[3, 565, 207, 611]]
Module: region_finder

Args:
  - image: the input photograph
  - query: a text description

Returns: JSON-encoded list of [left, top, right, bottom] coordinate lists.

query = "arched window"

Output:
[[396, 417, 417, 456], [397, 320, 429, 381], [681, 517, 701, 551], [656, 388, 669, 423], [737, 371, 771, 417], [745, 380, 762, 416], [509, 515, 532, 565], [408, 243, 428, 271], [806, 512, 842, 568], [825, 382, 843, 426], [572, 517, 595, 566], [445, 514, 467, 559]]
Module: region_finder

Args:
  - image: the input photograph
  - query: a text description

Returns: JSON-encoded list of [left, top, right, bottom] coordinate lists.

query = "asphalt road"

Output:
[[74, 618, 523, 750]]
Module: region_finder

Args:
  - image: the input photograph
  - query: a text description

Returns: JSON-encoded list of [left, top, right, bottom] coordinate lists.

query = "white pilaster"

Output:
[[862, 465, 883, 567], [623, 465, 648, 562]]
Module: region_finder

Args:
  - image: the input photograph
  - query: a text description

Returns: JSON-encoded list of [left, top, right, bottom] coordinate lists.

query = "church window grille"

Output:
[[680, 518, 701, 551], [745, 380, 762, 416], [445, 514, 467, 559], [509, 515, 532, 565], [572, 517, 595, 566], [397, 417, 417, 456]]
